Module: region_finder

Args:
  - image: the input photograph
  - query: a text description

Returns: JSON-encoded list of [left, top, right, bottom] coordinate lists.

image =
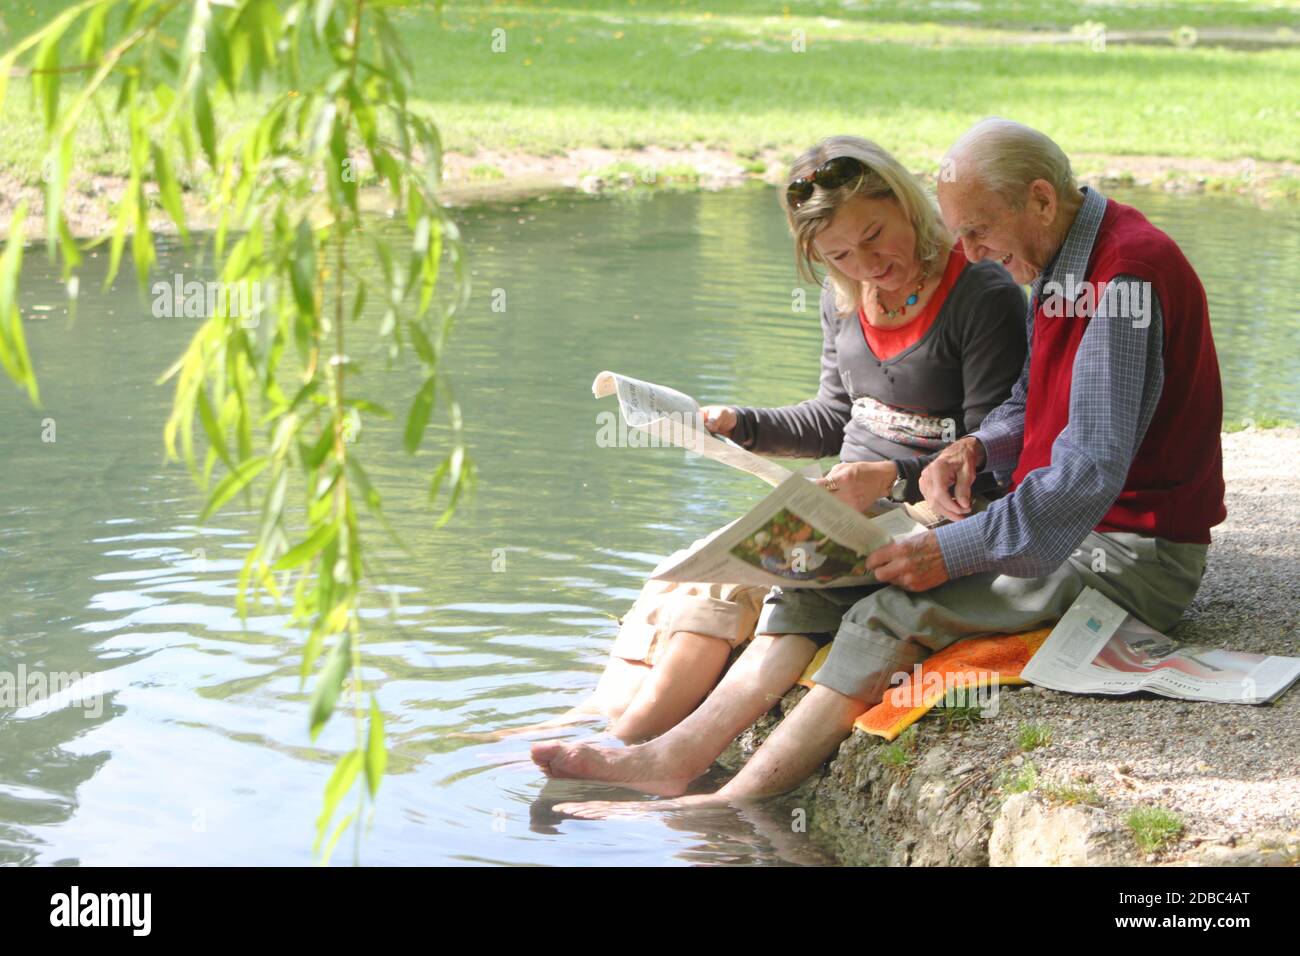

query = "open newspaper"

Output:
[[593, 370, 972, 588], [593, 370, 797, 486], [594, 369, 961, 528], [647, 470, 929, 588], [1023, 587, 1300, 704]]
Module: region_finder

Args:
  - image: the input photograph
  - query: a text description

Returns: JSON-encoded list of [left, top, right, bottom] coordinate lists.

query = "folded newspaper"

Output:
[[1023, 587, 1300, 705], [595, 370, 953, 588]]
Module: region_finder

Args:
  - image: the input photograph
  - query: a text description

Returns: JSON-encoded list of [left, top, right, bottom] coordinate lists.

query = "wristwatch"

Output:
[[887, 467, 908, 503]]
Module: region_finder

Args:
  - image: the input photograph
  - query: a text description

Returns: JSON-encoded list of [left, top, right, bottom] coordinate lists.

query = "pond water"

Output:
[[1, 185, 1296, 866]]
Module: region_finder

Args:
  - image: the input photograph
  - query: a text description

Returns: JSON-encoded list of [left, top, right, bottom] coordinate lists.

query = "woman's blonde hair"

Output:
[[780, 135, 951, 317]]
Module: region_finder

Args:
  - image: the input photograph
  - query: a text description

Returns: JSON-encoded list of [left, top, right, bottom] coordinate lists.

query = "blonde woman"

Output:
[[523, 135, 1026, 760]]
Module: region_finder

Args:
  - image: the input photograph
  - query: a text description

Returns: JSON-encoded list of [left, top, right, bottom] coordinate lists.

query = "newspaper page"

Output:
[[593, 370, 797, 487], [901, 494, 992, 528], [1022, 587, 1300, 704], [650, 472, 928, 589]]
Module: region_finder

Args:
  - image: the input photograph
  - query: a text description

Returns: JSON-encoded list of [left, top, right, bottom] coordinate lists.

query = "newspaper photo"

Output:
[[1022, 586, 1300, 704], [649, 472, 928, 589]]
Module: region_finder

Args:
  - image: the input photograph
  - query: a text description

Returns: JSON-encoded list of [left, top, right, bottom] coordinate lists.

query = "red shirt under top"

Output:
[[857, 246, 967, 360]]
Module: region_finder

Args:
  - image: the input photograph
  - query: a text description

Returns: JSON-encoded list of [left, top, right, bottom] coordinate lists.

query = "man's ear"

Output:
[[1028, 179, 1058, 225], [935, 180, 962, 231]]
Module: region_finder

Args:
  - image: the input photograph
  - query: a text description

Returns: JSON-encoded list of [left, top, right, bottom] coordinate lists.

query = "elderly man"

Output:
[[542, 119, 1225, 817]]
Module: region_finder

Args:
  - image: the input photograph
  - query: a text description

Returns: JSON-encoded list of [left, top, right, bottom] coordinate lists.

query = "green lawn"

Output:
[[538, 0, 1300, 32], [0, 0, 1297, 190], [407, 4, 1300, 165]]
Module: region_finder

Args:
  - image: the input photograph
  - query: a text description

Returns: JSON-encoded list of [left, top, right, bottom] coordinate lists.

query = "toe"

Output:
[[529, 741, 563, 768]]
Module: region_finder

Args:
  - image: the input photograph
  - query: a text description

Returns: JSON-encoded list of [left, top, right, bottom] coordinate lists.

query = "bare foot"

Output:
[[529, 740, 699, 797], [553, 793, 733, 819]]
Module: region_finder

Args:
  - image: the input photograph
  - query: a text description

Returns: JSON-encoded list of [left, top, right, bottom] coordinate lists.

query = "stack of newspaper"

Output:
[[1025, 587, 1300, 705]]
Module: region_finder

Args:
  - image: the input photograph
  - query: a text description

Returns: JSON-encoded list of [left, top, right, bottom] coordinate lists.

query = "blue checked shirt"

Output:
[[934, 186, 1166, 579]]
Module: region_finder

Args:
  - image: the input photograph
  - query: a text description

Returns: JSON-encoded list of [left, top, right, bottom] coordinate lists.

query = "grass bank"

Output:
[[0, 0, 1297, 239]]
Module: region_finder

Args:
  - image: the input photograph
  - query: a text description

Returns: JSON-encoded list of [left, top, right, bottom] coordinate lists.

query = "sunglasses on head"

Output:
[[786, 156, 869, 208]]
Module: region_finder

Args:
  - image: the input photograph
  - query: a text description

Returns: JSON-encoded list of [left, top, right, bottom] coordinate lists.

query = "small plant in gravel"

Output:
[[1041, 774, 1104, 807], [1127, 806, 1184, 853], [877, 725, 919, 771], [1016, 721, 1053, 751], [930, 687, 984, 732], [995, 759, 1039, 794]]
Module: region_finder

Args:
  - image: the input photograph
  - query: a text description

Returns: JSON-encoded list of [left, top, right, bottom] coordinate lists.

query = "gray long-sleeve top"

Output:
[[728, 258, 1028, 503]]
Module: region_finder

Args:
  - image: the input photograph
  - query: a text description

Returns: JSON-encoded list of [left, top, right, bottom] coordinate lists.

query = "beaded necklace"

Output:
[[872, 266, 929, 321]]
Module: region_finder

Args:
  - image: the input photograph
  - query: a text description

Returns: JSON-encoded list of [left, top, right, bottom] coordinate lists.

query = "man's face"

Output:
[[937, 175, 1056, 285]]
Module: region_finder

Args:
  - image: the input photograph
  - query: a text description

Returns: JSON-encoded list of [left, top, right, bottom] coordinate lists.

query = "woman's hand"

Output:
[[815, 460, 898, 513], [700, 405, 738, 437]]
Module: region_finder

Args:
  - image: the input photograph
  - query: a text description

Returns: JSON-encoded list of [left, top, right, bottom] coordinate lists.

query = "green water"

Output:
[[0, 185, 1296, 866]]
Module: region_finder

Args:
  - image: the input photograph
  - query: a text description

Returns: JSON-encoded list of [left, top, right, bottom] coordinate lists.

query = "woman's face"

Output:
[[813, 193, 919, 292]]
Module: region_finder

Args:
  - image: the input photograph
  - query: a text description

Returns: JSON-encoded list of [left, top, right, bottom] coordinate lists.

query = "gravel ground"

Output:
[[725, 427, 1299, 866], [1010, 426, 1300, 857]]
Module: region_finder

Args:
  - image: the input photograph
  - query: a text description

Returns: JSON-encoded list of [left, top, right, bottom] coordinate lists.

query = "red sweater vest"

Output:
[[1008, 198, 1226, 544]]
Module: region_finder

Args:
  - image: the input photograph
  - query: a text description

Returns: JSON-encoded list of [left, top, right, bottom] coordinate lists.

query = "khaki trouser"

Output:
[[610, 578, 770, 665], [763, 530, 1208, 703]]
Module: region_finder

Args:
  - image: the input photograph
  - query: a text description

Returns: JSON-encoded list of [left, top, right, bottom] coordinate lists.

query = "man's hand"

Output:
[[866, 530, 950, 592], [815, 460, 897, 513], [919, 436, 986, 522]]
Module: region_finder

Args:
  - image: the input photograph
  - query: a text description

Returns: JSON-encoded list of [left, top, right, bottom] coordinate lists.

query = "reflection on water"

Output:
[[0, 186, 1296, 865]]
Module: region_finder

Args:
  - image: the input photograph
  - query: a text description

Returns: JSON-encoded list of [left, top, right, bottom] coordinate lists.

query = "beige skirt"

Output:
[[609, 578, 769, 665]]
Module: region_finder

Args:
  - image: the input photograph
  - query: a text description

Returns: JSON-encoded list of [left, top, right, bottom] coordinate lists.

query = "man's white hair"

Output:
[[944, 117, 1077, 207]]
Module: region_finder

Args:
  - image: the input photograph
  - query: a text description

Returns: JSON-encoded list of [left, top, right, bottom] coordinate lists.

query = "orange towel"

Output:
[[796, 629, 1053, 741]]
